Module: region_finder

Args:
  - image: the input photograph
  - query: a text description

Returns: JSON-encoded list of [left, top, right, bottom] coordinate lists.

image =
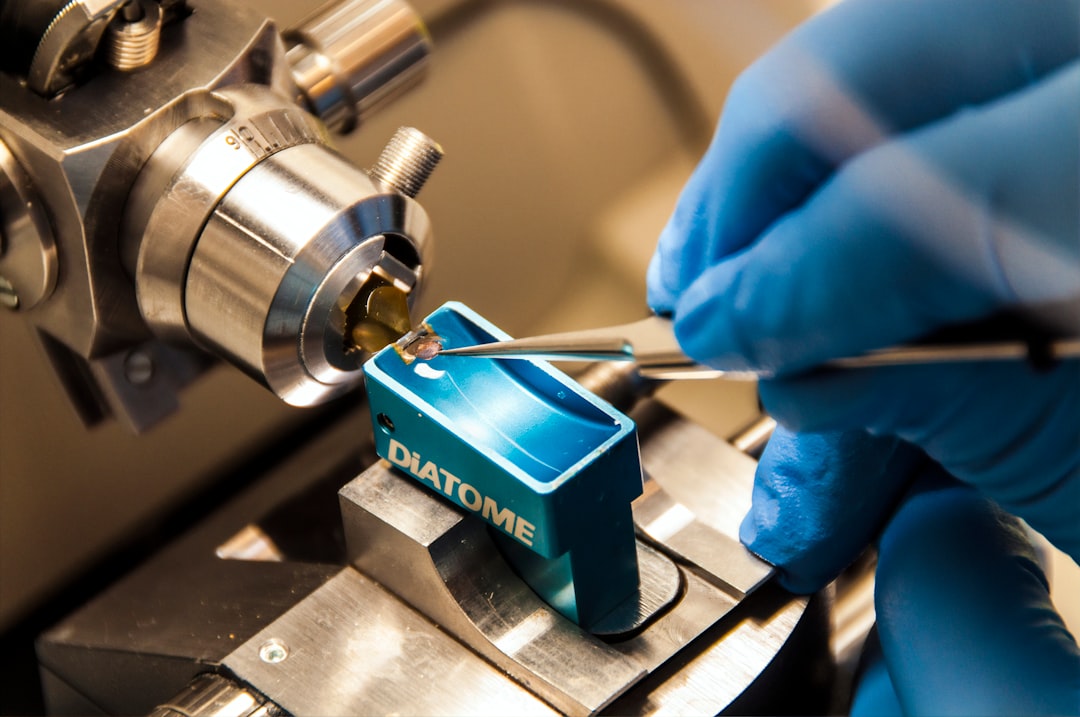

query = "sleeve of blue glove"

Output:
[[863, 469, 1080, 715], [648, 0, 1080, 313]]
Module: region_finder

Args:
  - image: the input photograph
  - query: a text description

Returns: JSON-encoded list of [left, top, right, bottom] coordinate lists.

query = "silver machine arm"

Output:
[[0, 0, 440, 428]]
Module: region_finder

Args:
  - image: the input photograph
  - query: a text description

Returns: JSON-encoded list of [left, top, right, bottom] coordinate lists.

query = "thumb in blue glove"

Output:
[[855, 468, 1080, 715]]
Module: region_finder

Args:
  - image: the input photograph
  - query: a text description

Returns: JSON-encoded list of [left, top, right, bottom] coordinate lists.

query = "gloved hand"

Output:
[[849, 464, 1080, 715], [749, 428, 1080, 715], [647, 0, 1080, 712]]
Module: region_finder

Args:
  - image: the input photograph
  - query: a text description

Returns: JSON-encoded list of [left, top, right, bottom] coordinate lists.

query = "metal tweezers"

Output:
[[438, 315, 1080, 380]]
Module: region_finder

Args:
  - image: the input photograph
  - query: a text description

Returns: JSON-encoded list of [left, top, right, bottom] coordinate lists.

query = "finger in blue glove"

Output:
[[669, 60, 1079, 374], [869, 468, 1080, 715], [740, 426, 918, 593], [759, 359, 1080, 564], [849, 628, 902, 717], [648, 0, 1079, 316]]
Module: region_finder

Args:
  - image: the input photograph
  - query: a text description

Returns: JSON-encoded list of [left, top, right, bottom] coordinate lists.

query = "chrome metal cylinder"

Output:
[[730, 414, 777, 458], [184, 142, 431, 405], [124, 86, 328, 342], [285, 0, 431, 134], [123, 86, 435, 406], [149, 673, 277, 717]]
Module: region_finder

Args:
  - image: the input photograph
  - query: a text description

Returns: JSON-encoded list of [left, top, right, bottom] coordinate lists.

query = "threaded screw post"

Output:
[[105, 0, 162, 72], [369, 127, 443, 198]]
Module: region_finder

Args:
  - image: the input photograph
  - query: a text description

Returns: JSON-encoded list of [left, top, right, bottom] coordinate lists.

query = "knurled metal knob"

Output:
[[104, 0, 163, 71], [368, 126, 443, 198]]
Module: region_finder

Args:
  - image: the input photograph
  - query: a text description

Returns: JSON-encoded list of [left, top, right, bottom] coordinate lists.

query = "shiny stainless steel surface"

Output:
[[729, 414, 777, 459], [589, 542, 682, 639], [444, 315, 1080, 378], [185, 141, 431, 404], [123, 82, 435, 399], [124, 85, 327, 341], [148, 673, 279, 717], [635, 404, 775, 599], [582, 366, 774, 597], [0, 137, 57, 310], [575, 351, 774, 602], [340, 460, 647, 716], [1, 0, 437, 413], [611, 589, 811, 716], [634, 479, 772, 600], [225, 568, 558, 717], [831, 557, 878, 671], [32, 384, 826, 714], [81, 339, 211, 433], [0, 2, 294, 358], [611, 405, 824, 715], [439, 315, 751, 380], [828, 337, 1080, 366], [334, 400, 805, 715], [639, 406, 759, 541], [286, 0, 430, 133]]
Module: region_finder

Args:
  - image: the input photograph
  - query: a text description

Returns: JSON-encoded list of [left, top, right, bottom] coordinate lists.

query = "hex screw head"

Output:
[[258, 638, 289, 664]]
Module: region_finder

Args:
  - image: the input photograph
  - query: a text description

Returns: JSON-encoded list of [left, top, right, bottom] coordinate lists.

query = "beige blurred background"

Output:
[[1, 0, 1076, 671]]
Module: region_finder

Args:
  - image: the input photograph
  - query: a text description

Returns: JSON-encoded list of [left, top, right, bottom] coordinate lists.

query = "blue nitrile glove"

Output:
[[649, 0, 1080, 557], [647, 0, 1080, 712], [748, 429, 1080, 714], [853, 467, 1080, 715]]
